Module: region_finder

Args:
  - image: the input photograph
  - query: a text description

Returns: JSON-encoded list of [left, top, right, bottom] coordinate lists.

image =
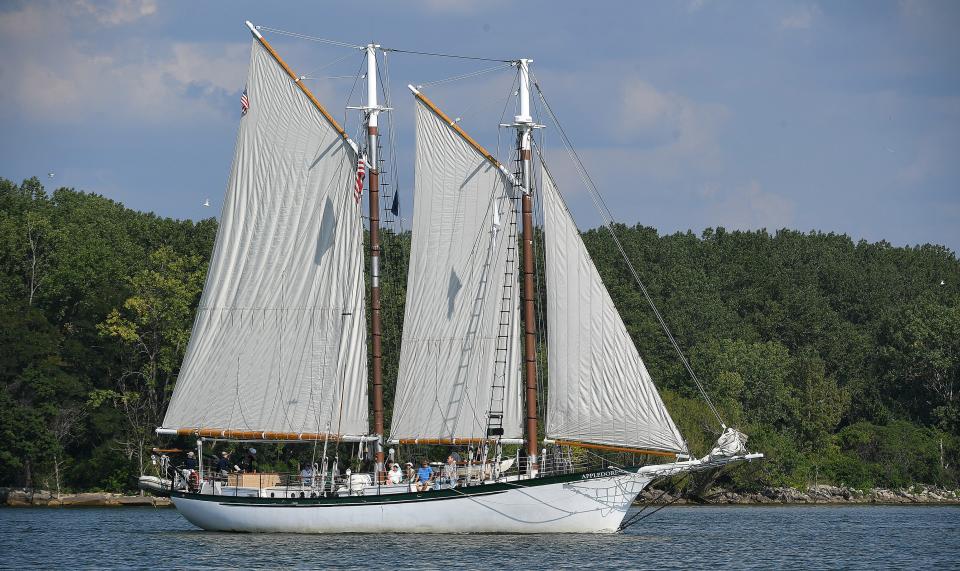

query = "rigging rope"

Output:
[[415, 63, 516, 89], [531, 79, 727, 432], [382, 47, 514, 63], [256, 26, 366, 50]]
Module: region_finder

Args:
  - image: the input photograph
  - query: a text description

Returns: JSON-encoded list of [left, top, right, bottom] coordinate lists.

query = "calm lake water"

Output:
[[1, 505, 958, 569]]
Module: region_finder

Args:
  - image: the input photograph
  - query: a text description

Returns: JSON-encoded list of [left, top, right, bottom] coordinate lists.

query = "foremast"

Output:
[[514, 59, 539, 476], [362, 44, 387, 478]]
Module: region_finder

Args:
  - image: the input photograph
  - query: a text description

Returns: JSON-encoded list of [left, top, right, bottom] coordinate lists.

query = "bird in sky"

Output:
[[47, 172, 55, 178], [203, 198, 211, 207]]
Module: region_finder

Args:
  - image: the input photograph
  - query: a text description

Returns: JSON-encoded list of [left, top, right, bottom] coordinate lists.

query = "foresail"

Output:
[[162, 38, 368, 438], [542, 167, 686, 454], [389, 97, 523, 442]]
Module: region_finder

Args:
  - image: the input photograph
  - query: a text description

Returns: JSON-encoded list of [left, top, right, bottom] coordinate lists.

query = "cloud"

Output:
[[779, 4, 822, 30], [616, 78, 730, 177], [708, 180, 795, 230], [75, 0, 157, 26], [0, 2, 248, 126]]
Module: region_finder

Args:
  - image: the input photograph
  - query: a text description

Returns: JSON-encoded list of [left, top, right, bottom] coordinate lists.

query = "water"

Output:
[[1, 505, 958, 569]]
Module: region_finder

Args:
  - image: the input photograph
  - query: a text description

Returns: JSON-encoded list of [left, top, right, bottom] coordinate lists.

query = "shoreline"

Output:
[[638, 484, 960, 506], [3, 485, 957, 508]]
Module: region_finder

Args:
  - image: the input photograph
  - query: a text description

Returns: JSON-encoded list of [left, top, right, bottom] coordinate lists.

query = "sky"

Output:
[[1, 0, 958, 251]]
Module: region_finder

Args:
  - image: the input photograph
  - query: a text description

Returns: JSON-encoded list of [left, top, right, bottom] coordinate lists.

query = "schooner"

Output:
[[142, 21, 761, 533]]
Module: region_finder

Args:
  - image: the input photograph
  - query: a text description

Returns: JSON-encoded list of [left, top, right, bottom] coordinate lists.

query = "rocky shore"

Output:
[[2, 485, 957, 507], [638, 484, 960, 505], [1, 488, 171, 507]]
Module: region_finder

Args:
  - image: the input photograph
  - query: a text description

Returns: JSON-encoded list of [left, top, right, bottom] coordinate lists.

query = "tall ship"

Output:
[[142, 21, 761, 533]]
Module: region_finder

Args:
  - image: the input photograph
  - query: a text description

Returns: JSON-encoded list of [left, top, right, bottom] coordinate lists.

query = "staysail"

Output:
[[389, 95, 523, 442], [541, 166, 686, 453], [161, 37, 368, 439]]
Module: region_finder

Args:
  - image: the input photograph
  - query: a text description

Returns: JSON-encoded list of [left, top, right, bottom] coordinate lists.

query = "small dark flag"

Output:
[[240, 88, 250, 116], [390, 190, 400, 217]]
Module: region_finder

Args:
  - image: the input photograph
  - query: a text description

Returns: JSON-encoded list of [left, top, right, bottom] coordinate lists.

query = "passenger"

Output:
[[301, 463, 315, 486], [404, 462, 416, 484], [243, 448, 258, 473], [387, 463, 403, 485], [416, 459, 433, 492], [215, 451, 231, 481], [182, 451, 198, 491], [442, 455, 458, 488]]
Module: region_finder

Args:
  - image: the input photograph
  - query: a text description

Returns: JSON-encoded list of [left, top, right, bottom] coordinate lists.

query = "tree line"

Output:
[[1, 176, 957, 492]]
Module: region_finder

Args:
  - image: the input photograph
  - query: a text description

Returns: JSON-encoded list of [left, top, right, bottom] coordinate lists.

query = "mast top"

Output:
[[515, 58, 533, 125], [245, 20, 262, 39]]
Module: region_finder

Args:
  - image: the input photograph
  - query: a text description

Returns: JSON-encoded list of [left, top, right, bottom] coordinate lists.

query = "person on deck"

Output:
[[300, 463, 314, 486], [215, 451, 231, 481], [387, 463, 403, 485], [442, 455, 458, 488], [182, 451, 198, 491], [243, 448, 258, 473], [415, 459, 433, 492], [404, 462, 416, 484]]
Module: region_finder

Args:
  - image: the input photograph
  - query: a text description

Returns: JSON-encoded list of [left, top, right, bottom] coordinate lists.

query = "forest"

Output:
[[1, 176, 958, 493]]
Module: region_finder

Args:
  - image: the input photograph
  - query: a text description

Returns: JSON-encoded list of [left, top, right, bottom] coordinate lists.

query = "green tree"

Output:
[[97, 246, 206, 476]]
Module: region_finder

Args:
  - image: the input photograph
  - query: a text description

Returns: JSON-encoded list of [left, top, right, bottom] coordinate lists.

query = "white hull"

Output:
[[171, 471, 654, 534]]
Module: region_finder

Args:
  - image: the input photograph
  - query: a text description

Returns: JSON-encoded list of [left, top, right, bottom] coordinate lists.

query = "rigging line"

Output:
[[382, 46, 514, 64], [416, 63, 516, 89], [343, 56, 367, 132], [378, 49, 404, 231], [532, 79, 726, 432], [256, 26, 366, 50], [530, 90, 549, 425], [298, 51, 357, 82]]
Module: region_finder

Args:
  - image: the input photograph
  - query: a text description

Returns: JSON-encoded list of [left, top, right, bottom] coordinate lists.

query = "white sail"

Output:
[[389, 98, 523, 441], [162, 38, 368, 438], [542, 167, 686, 453]]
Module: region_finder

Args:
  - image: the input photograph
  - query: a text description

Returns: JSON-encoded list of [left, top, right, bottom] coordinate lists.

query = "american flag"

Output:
[[353, 155, 366, 204], [240, 88, 249, 116]]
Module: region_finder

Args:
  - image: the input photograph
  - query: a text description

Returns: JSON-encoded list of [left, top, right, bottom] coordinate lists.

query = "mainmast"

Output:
[[363, 43, 386, 476], [514, 59, 539, 476]]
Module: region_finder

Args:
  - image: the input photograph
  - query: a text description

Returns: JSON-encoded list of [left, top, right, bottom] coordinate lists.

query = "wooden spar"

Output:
[[246, 22, 351, 143], [365, 45, 386, 478], [552, 440, 678, 458], [515, 59, 539, 474], [410, 88, 504, 170], [166, 428, 374, 442], [390, 437, 523, 445]]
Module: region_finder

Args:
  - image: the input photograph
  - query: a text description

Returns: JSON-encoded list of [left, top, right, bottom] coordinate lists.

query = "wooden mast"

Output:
[[515, 59, 539, 476], [364, 44, 386, 480]]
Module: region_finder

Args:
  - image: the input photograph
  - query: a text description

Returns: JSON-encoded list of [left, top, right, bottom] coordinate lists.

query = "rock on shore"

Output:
[[1, 488, 171, 507], [638, 485, 960, 505]]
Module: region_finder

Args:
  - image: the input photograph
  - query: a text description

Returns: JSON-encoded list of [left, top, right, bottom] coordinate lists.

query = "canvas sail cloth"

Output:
[[541, 168, 686, 453], [390, 99, 523, 441], [161, 38, 368, 438]]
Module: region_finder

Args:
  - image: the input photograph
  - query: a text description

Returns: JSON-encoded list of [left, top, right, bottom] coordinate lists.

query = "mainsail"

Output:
[[541, 166, 687, 454], [161, 37, 368, 439], [389, 96, 523, 442]]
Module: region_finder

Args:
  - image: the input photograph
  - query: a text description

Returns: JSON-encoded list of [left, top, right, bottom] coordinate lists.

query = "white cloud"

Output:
[[75, 0, 157, 26], [617, 78, 730, 177], [0, 2, 249, 126], [779, 4, 822, 30], [709, 180, 795, 230]]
